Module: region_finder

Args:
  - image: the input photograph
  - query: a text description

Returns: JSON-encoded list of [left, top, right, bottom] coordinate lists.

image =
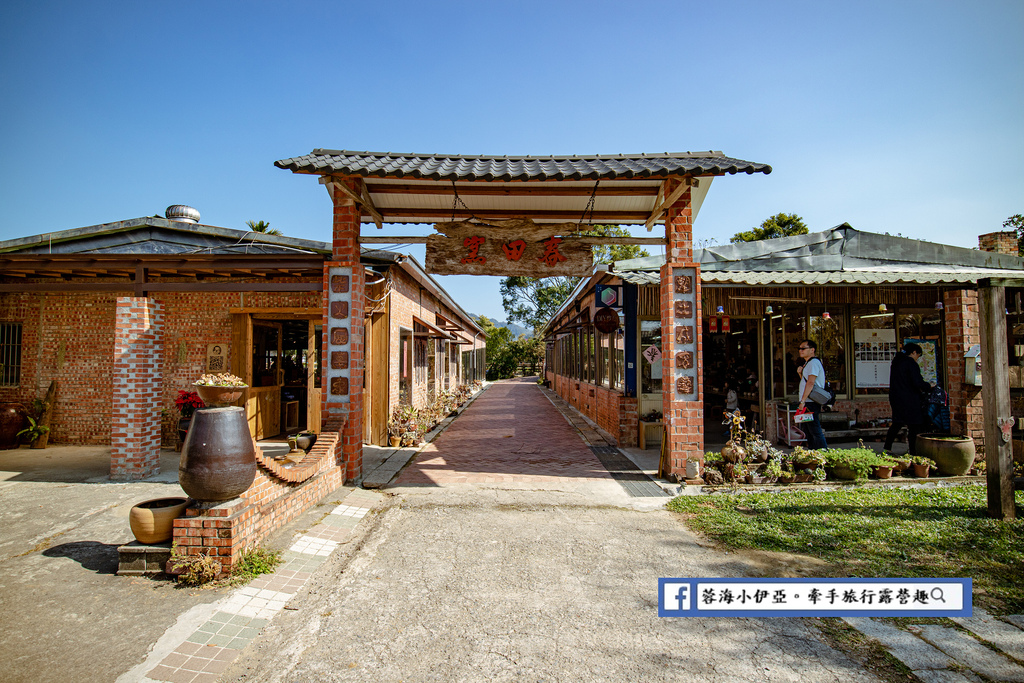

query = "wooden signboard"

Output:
[[425, 218, 593, 277]]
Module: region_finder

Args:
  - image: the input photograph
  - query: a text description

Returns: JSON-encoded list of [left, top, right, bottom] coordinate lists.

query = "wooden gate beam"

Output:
[[978, 279, 1017, 519]]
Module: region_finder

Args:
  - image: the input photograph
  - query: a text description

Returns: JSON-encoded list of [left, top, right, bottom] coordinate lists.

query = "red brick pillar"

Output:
[[325, 179, 364, 482], [944, 289, 985, 451], [111, 297, 163, 480], [660, 180, 704, 480]]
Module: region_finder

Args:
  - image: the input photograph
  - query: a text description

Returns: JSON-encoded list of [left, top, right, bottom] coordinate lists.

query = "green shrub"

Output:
[[820, 448, 894, 479], [231, 546, 282, 581]]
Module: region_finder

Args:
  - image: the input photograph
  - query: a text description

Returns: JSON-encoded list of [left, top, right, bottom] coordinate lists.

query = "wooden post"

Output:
[[978, 281, 1016, 519]]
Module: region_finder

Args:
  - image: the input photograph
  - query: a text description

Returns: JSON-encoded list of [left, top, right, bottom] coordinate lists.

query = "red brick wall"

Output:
[[978, 231, 1017, 255], [386, 266, 484, 416], [0, 283, 320, 446], [110, 297, 164, 480], [0, 290, 116, 443], [944, 288, 985, 450], [173, 430, 344, 574]]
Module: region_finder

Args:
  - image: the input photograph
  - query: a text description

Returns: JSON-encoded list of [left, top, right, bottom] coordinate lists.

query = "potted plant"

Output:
[[916, 433, 975, 476], [911, 455, 935, 478], [778, 462, 796, 484], [763, 458, 783, 483], [174, 390, 205, 444], [17, 416, 49, 449], [193, 372, 248, 407]]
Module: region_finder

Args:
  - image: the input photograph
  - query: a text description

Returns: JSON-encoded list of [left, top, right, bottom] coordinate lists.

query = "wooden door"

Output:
[[362, 310, 388, 445], [307, 320, 321, 433]]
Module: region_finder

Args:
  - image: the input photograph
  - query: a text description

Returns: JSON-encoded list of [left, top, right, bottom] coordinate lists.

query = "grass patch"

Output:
[[667, 485, 1024, 613], [229, 545, 283, 583]]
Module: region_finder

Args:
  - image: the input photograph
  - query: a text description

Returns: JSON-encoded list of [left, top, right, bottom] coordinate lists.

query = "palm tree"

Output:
[[246, 220, 282, 236]]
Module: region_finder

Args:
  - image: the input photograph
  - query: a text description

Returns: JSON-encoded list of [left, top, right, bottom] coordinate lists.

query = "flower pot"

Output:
[[0, 403, 27, 450], [389, 435, 401, 447], [912, 463, 931, 478], [193, 384, 246, 408], [294, 433, 317, 451], [179, 406, 256, 502], [873, 466, 893, 480], [916, 434, 975, 476], [832, 466, 859, 481], [129, 497, 189, 544], [177, 417, 192, 444]]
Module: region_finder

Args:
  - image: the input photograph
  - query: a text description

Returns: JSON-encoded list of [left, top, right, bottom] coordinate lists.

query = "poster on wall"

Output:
[[854, 329, 897, 388], [904, 337, 939, 385]]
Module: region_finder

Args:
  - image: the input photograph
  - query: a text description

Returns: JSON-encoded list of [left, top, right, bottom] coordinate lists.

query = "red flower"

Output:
[[174, 390, 205, 418]]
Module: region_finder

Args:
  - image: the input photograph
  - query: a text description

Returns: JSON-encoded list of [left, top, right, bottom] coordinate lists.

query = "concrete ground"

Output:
[[2, 381, 1015, 683]]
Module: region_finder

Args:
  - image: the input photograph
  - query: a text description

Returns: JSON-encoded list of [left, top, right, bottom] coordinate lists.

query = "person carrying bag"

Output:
[[796, 339, 829, 449]]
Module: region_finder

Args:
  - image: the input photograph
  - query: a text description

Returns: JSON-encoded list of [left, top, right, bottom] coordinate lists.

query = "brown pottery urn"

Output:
[[178, 406, 256, 502]]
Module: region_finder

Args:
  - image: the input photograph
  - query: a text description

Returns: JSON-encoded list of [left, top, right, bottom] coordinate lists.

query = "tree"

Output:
[[730, 213, 808, 243], [246, 219, 282, 236], [499, 225, 649, 332], [1004, 214, 1024, 255]]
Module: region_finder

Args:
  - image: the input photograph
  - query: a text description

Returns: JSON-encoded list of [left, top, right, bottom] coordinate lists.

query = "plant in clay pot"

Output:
[[911, 455, 935, 478], [17, 416, 49, 448], [174, 390, 205, 444], [193, 372, 248, 407]]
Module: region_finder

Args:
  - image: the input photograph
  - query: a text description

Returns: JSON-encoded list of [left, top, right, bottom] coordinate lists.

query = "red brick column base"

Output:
[[111, 297, 163, 481]]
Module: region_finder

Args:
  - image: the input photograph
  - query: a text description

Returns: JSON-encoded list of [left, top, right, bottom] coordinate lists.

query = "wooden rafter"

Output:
[[645, 178, 695, 231], [320, 176, 384, 230]]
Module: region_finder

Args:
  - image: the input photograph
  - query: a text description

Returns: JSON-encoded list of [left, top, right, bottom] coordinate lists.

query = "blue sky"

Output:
[[1, 1, 1021, 320]]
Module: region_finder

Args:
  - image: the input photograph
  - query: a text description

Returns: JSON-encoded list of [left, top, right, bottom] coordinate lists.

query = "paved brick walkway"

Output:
[[394, 378, 614, 486]]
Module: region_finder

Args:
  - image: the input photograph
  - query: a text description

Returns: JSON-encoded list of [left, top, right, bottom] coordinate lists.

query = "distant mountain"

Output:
[[471, 314, 532, 339]]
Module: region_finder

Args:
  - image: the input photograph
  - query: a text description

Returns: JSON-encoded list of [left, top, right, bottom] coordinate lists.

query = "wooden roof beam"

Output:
[[321, 175, 384, 230], [645, 177, 696, 231]]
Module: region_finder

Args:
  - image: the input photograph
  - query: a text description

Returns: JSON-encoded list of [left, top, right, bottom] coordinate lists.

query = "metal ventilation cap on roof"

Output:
[[165, 205, 200, 223]]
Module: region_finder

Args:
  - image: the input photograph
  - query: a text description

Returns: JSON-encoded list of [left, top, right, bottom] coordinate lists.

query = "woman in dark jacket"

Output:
[[884, 342, 932, 455]]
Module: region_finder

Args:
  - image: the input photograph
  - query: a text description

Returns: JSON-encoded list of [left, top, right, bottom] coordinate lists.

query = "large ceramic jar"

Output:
[[179, 406, 256, 501], [0, 403, 27, 450], [915, 434, 975, 476], [129, 497, 189, 544]]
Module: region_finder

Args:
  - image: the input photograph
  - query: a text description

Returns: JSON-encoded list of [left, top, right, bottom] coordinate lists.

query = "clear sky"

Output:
[[1, 1, 1021, 320]]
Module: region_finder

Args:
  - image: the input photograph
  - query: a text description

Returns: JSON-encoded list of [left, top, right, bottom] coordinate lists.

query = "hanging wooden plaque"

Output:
[[425, 218, 593, 277]]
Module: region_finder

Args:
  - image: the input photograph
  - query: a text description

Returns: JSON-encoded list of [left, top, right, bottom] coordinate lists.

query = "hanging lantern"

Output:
[[716, 305, 725, 315], [765, 305, 773, 315], [822, 311, 831, 320], [935, 301, 944, 310], [878, 303, 887, 312]]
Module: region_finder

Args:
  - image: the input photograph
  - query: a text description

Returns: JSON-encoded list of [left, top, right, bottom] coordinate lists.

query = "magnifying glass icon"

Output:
[[931, 588, 946, 603]]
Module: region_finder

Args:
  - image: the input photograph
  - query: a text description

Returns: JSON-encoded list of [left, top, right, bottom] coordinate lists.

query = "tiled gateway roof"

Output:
[[274, 150, 772, 181]]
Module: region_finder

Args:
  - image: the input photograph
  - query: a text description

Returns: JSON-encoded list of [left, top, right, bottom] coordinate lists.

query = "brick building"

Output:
[[0, 206, 484, 469], [541, 224, 1024, 470]]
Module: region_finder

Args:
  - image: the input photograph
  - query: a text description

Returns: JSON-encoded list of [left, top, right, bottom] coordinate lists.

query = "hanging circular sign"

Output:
[[594, 307, 619, 333]]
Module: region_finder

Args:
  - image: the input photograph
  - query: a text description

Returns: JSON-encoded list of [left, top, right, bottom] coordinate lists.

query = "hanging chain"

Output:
[[451, 180, 473, 223], [580, 180, 600, 227]]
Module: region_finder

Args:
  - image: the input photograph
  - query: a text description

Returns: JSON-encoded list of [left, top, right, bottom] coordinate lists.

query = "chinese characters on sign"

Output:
[[425, 218, 592, 276], [659, 578, 972, 617], [671, 267, 698, 396]]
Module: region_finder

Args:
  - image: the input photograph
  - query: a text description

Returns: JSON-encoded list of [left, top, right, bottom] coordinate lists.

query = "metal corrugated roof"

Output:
[[611, 225, 1024, 287], [275, 150, 772, 181]]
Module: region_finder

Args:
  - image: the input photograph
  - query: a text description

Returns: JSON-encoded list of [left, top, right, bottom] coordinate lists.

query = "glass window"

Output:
[[851, 307, 895, 395], [783, 307, 807, 397], [640, 319, 662, 394], [614, 330, 625, 391], [399, 329, 412, 405], [0, 323, 20, 387], [809, 306, 847, 396]]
